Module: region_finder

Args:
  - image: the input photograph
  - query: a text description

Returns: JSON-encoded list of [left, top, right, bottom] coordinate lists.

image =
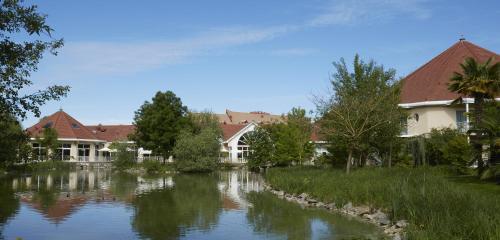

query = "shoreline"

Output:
[[263, 183, 407, 240]]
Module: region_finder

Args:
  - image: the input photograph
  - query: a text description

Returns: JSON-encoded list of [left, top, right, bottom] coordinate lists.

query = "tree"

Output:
[[173, 111, 221, 172], [132, 91, 190, 160], [0, 115, 28, 166], [0, 0, 69, 120], [246, 126, 274, 171], [37, 127, 58, 160], [480, 102, 500, 165], [285, 107, 314, 165], [110, 141, 135, 170], [448, 57, 500, 174], [316, 55, 404, 173]]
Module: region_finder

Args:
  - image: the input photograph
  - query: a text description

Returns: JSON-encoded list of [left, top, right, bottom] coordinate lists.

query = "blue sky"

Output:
[[23, 0, 500, 127]]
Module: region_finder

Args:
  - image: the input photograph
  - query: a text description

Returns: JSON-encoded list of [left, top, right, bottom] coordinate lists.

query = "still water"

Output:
[[0, 170, 384, 240]]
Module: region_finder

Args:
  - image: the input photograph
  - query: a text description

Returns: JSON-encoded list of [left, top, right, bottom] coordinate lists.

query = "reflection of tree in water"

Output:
[[0, 177, 20, 238], [246, 192, 317, 240], [132, 174, 222, 240], [109, 172, 138, 202], [246, 192, 384, 240]]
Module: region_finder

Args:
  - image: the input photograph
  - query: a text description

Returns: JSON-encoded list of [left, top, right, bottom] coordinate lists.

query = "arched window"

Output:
[[237, 133, 251, 162]]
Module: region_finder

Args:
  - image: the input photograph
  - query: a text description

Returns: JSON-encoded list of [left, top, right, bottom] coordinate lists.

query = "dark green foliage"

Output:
[[266, 167, 500, 239], [0, 115, 28, 166], [480, 102, 500, 165], [247, 107, 314, 168], [132, 91, 190, 158], [38, 127, 58, 160], [316, 55, 404, 173], [173, 128, 220, 173], [139, 160, 173, 174], [246, 126, 274, 170], [425, 128, 464, 165], [441, 135, 473, 174], [0, 0, 70, 120], [448, 57, 500, 175], [111, 142, 136, 170], [172, 112, 222, 172]]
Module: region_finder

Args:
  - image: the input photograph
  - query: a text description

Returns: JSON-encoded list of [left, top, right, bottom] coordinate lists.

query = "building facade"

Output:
[[400, 40, 499, 136], [27, 110, 136, 162]]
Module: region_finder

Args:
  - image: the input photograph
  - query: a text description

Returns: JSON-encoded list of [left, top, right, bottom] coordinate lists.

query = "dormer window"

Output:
[[43, 122, 53, 128], [71, 123, 80, 129]]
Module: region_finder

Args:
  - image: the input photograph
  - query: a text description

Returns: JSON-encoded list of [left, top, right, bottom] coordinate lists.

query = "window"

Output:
[[55, 144, 72, 161], [456, 110, 467, 133], [43, 122, 53, 128], [32, 143, 46, 161], [400, 118, 408, 136], [237, 133, 251, 162], [71, 123, 80, 129], [78, 144, 90, 161]]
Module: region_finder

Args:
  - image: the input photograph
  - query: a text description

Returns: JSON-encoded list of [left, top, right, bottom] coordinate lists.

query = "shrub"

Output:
[[441, 135, 473, 174], [111, 142, 135, 170], [173, 128, 220, 173]]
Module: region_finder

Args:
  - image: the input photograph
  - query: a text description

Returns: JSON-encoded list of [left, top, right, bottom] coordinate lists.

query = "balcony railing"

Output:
[[77, 156, 90, 162]]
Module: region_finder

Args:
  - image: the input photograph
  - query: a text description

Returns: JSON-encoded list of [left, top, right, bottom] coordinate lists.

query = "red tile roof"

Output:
[[220, 123, 247, 141], [26, 110, 99, 140], [401, 40, 499, 104], [86, 125, 135, 142]]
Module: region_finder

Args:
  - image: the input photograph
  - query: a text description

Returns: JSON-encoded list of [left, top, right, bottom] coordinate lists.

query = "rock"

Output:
[[316, 202, 326, 208], [342, 202, 353, 211], [392, 233, 402, 240], [307, 198, 318, 204], [353, 206, 370, 215], [326, 203, 336, 210], [299, 193, 309, 199], [276, 191, 285, 196], [396, 220, 408, 228], [373, 210, 390, 225]]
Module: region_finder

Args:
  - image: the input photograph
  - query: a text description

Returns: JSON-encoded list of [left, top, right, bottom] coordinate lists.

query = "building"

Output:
[[26, 110, 135, 162], [400, 40, 499, 136]]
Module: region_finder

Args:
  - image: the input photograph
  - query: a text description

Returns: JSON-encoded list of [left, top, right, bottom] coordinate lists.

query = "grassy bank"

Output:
[[265, 166, 500, 240]]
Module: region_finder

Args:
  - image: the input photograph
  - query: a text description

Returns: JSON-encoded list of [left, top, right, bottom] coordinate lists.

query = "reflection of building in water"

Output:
[[218, 170, 264, 209], [135, 176, 174, 194]]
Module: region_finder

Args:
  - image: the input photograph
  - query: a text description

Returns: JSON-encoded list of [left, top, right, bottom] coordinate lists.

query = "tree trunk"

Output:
[[388, 143, 392, 168], [473, 97, 485, 176], [346, 149, 353, 174]]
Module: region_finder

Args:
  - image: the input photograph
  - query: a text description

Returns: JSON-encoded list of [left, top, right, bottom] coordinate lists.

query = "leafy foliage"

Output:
[[110, 142, 135, 170], [0, 115, 28, 166], [173, 111, 221, 173], [315, 55, 404, 173], [38, 127, 58, 160], [448, 57, 500, 174], [0, 0, 70, 120], [246, 126, 274, 170], [132, 91, 190, 158]]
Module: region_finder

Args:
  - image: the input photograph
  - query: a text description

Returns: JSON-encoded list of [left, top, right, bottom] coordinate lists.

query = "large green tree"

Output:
[[132, 91, 190, 160], [246, 126, 274, 171], [0, 0, 69, 120], [316, 55, 404, 173], [448, 57, 500, 174]]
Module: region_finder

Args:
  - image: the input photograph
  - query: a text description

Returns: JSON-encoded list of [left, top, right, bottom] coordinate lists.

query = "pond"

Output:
[[0, 170, 384, 240]]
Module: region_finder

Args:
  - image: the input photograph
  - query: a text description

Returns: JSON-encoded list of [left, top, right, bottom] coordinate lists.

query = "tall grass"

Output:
[[265, 166, 500, 240]]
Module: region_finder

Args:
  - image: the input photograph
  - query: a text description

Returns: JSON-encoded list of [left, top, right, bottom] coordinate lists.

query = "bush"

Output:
[[441, 135, 473, 174], [140, 160, 172, 174], [173, 128, 220, 173], [111, 143, 135, 170]]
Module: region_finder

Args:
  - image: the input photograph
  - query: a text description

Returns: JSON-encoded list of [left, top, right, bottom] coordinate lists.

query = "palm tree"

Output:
[[448, 57, 500, 175]]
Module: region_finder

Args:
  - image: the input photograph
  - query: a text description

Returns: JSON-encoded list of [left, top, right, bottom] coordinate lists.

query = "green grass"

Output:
[[265, 166, 500, 240]]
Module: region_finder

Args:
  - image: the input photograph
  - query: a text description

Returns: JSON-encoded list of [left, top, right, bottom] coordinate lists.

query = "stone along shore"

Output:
[[264, 184, 408, 240]]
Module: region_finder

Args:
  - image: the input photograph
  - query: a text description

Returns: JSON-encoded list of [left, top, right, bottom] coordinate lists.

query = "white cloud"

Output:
[[308, 0, 431, 27], [49, 0, 430, 76]]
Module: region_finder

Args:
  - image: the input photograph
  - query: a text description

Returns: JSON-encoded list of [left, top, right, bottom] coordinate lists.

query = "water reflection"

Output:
[[0, 170, 383, 240]]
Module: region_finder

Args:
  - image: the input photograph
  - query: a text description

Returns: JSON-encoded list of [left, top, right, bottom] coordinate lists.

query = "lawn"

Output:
[[264, 166, 500, 240]]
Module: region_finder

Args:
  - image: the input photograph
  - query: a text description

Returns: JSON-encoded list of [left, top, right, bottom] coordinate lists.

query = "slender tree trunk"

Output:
[[388, 143, 392, 168], [474, 97, 485, 176], [346, 149, 353, 174]]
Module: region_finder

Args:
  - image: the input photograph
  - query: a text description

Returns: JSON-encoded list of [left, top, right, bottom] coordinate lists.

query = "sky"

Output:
[[22, 0, 500, 127]]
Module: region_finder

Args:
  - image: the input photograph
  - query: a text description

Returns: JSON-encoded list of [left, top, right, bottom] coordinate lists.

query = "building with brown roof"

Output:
[[217, 109, 285, 124], [26, 110, 136, 162], [399, 39, 499, 136]]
